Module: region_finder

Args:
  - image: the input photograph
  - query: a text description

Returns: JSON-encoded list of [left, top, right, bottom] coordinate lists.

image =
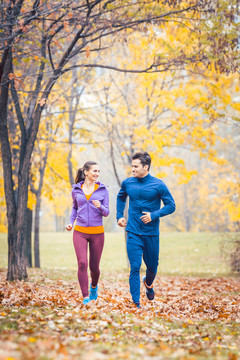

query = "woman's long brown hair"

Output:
[[75, 161, 97, 183]]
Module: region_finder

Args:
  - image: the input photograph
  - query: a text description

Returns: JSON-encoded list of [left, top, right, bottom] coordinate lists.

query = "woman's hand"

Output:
[[92, 200, 101, 208], [65, 224, 73, 231]]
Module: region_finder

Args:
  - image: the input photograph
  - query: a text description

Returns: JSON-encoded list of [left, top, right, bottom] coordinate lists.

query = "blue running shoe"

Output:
[[83, 297, 91, 305], [142, 276, 155, 300], [134, 302, 141, 308], [89, 284, 98, 300]]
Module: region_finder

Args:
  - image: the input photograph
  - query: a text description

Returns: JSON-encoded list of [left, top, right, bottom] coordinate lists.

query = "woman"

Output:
[[66, 161, 110, 305]]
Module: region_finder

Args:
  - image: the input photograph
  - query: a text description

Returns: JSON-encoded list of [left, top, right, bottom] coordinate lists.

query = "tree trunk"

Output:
[[34, 194, 41, 268], [24, 208, 33, 267], [183, 183, 191, 232], [67, 68, 84, 186], [67, 147, 74, 185], [7, 230, 27, 281], [7, 180, 29, 281], [32, 147, 49, 268], [0, 49, 27, 281]]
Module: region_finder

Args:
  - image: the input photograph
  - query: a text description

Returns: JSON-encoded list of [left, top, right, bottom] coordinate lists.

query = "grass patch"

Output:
[[0, 232, 238, 276]]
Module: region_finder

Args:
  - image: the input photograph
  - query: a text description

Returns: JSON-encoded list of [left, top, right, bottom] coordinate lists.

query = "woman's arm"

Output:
[[69, 194, 78, 225], [98, 189, 110, 217]]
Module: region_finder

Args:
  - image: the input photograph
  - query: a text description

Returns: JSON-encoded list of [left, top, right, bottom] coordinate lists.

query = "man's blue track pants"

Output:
[[126, 231, 159, 304]]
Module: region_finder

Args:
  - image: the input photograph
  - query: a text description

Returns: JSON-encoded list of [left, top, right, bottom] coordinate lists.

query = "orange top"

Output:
[[74, 183, 104, 234]]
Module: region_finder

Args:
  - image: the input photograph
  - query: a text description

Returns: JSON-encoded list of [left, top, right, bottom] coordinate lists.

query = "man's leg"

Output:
[[143, 235, 159, 287], [127, 232, 144, 305]]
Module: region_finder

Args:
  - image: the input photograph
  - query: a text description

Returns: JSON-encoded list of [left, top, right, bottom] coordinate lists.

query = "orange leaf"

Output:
[[86, 46, 90, 58], [8, 73, 15, 80], [38, 98, 47, 106]]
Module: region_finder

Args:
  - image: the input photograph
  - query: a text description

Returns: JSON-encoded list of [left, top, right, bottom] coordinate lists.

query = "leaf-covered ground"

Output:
[[0, 270, 239, 360]]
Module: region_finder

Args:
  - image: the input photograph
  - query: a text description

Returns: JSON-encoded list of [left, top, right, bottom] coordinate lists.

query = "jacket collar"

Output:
[[136, 173, 151, 183], [72, 181, 107, 190]]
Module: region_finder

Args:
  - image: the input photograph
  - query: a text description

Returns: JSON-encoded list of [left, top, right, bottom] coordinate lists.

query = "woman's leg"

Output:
[[89, 233, 104, 287], [73, 230, 89, 298]]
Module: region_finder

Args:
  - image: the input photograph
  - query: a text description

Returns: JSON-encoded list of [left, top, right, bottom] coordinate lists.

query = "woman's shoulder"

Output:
[[71, 182, 83, 194], [95, 181, 109, 189], [72, 181, 84, 187]]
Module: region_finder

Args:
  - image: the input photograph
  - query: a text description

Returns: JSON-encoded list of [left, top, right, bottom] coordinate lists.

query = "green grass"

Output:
[[0, 232, 238, 276]]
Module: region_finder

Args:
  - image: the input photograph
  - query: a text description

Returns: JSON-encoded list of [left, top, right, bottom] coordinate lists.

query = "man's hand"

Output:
[[140, 212, 151, 224], [65, 224, 73, 231], [117, 217, 127, 227]]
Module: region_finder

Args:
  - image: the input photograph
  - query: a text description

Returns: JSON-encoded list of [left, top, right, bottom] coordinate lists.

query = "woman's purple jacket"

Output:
[[69, 181, 110, 227]]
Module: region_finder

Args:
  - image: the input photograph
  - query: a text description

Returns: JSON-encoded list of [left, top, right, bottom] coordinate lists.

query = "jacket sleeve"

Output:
[[116, 180, 128, 221], [150, 182, 176, 221], [69, 192, 78, 225], [99, 189, 110, 217]]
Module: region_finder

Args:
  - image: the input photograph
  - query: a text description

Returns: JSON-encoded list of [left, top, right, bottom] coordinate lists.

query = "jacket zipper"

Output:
[[87, 202, 89, 227], [86, 186, 102, 226], [139, 183, 142, 235], [88, 186, 100, 202], [75, 184, 105, 227]]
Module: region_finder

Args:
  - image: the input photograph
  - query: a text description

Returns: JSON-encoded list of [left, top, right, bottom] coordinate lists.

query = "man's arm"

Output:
[[116, 180, 128, 226], [150, 182, 176, 221]]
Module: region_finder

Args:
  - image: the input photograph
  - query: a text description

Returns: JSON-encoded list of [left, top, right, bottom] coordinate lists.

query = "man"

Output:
[[117, 151, 175, 308]]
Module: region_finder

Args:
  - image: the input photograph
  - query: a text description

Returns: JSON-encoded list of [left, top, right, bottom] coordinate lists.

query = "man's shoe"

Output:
[[89, 284, 98, 300], [83, 297, 91, 305], [134, 302, 141, 308], [142, 276, 154, 300]]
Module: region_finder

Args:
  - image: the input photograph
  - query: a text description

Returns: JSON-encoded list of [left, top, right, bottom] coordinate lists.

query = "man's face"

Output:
[[132, 159, 149, 178]]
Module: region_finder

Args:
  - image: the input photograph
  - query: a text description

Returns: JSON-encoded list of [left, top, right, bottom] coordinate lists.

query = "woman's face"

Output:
[[85, 164, 100, 182]]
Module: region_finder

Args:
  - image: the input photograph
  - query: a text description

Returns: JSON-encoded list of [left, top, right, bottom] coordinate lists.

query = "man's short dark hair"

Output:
[[132, 151, 151, 170]]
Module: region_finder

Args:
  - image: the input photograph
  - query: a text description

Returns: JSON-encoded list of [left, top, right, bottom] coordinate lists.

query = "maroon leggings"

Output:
[[73, 230, 104, 298]]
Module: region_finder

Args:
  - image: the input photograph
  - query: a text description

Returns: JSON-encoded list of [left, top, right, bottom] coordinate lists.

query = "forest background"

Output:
[[0, 1, 240, 359]]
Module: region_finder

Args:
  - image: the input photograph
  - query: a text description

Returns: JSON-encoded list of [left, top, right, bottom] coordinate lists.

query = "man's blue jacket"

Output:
[[116, 174, 176, 236]]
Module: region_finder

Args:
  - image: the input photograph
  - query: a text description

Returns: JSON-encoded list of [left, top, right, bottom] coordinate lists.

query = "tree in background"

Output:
[[30, 117, 59, 267], [73, 16, 239, 230]]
